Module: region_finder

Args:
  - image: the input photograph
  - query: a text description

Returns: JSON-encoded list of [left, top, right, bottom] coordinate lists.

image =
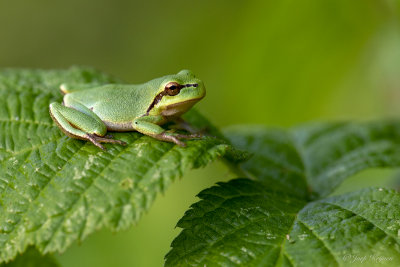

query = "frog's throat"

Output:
[[161, 97, 203, 117]]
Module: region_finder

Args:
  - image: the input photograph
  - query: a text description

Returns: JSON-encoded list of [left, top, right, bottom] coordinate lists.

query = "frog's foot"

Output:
[[165, 129, 203, 138], [174, 133, 203, 139], [170, 120, 210, 138], [154, 132, 203, 147], [153, 132, 185, 147], [86, 133, 127, 150]]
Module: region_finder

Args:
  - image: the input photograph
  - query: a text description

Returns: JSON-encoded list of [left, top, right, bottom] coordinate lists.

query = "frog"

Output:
[[49, 70, 206, 150]]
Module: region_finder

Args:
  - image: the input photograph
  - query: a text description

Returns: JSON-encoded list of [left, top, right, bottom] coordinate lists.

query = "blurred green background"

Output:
[[1, 0, 400, 266]]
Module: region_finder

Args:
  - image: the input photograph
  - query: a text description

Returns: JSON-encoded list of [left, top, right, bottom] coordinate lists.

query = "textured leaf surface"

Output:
[[0, 67, 241, 262], [0, 247, 59, 267], [225, 123, 400, 197], [166, 123, 400, 266], [166, 179, 400, 267]]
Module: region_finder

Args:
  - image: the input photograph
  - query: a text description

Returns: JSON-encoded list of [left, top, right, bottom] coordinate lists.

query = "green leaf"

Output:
[[0, 67, 242, 262], [225, 123, 400, 197], [166, 179, 400, 267], [0, 247, 59, 267], [286, 186, 400, 266], [223, 126, 308, 198], [166, 123, 400, 266]]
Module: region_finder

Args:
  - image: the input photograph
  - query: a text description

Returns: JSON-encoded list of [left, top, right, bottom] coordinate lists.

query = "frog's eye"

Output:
[[165, 82, 183, 96]]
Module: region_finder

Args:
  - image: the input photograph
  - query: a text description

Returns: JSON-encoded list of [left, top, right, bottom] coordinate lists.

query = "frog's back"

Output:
[[65, 84, 155, 126]]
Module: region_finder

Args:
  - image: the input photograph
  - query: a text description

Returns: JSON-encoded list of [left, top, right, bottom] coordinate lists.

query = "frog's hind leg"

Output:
[[64, 97, 127, 148], [49, 102, 126, 150]]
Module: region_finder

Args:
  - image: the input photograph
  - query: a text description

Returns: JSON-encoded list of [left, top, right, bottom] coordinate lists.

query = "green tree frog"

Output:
[[49, 70, 206, 149]]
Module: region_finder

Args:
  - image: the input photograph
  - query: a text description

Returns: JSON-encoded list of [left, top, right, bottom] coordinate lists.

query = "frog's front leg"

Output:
[[133, 115, 200, 147], [49, 102, 126, 150]]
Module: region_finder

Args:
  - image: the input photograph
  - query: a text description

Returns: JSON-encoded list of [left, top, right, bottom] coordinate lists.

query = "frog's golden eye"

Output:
[[165, 82, 182, 96]]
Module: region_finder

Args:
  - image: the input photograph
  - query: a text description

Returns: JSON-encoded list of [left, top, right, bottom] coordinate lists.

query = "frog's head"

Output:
[[147, 70, 206, 117]]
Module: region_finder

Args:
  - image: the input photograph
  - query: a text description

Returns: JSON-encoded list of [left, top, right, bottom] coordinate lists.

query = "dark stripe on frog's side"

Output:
[[145, 83, 198, 116], [145, 91, 167, 116]]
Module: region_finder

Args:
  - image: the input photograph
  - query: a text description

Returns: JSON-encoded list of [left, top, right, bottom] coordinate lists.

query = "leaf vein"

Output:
[[296, 220, 340, 265], [321, 201, 400, 241], [1, 141, 87, 250]]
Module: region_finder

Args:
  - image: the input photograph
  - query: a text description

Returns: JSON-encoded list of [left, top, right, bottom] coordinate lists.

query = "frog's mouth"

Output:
[[161, 97, 203, 117]]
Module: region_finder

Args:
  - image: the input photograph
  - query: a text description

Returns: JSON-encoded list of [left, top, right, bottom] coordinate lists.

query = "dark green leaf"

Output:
[[0, 247, 59, 267], [0, 67, 242, 262], [167, 123, 400, 266], [225, 123, 400, 197], [285, 186, 400, 266], [224, 126, 308, 197], [166, 179, 400, 267]]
